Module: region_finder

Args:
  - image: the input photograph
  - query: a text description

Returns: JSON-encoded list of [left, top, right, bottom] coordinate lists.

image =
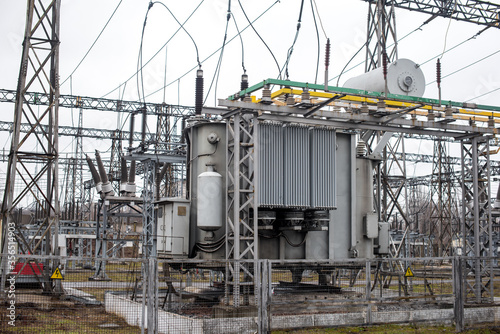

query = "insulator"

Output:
[[240, 73, 249, 91], [301, 88, 310, 103], [129, 160, 136, 183], [120, 157, 128, 184], [86, 155, 101, 185], [195, 69, 204, 115], [128, 113, 135, 149], [286, 95, 295, 106], [382, 52, 388, 79], [324, 38, 331, 69], [436, 58, 441, 86], [262, 85, 271, 98], [95, 150, 108, 184], [488, 115, 495, 128]]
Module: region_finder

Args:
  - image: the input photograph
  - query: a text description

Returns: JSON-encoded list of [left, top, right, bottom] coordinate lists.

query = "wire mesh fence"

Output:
[[0, 255, 499, 333]]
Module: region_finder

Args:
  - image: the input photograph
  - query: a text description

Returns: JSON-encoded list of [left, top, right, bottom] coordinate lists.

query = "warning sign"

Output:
[[51, 268, 63, 280], [404, 266, 414, 278]]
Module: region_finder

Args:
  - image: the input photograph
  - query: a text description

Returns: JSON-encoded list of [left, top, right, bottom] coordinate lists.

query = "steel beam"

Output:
[[225, 112, 259, 308], [361, 0, 500, 28], [0, 88, 195, 116]]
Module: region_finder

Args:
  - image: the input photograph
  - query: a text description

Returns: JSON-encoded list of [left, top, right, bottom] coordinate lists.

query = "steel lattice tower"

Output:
[[0, 0, 62, 294]]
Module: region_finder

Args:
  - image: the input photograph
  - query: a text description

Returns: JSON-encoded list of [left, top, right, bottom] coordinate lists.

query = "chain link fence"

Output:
[[0, 255, 499, 333]]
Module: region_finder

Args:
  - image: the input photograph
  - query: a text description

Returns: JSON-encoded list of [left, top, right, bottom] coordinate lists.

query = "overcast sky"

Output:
[[0, 0, 499, 183]]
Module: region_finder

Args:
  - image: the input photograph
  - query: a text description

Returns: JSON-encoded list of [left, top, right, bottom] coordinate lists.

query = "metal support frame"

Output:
[[1, 0, 62, 295], [381, 134, 409, 228], [429, 139, 455, 257], [365, 0, 398, 72], [0, 88, 195, 116], [460, 137, 493, 303], [361, 0, 500, 28], [91, 198, 142, 280], [141, 159, 158, 333], [225, 113, 259, 308]]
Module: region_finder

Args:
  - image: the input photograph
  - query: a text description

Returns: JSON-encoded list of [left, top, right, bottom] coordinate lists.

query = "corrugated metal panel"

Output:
[[284, 124, 310, 208], [310, 127, 336, 208], [258, 122, 284, 207]]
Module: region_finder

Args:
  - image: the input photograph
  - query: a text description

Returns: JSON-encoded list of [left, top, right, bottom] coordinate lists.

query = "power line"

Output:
[[230, 12, 246, 74], [101, 0, 205, 99], [237, 0, 281, 79], [153, 1, 201, 68], [61, 0, 123, 87], [144, 0, 280, 100], [465, 87, 500, 102], [427, 48, 500, 85], [310, 0, 321, 85], [205, 0, 231, 106], [311, 0, 327, 40], [282, 0, 305, 80]]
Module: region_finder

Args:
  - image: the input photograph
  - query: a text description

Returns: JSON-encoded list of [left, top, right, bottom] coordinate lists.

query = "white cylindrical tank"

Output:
[[197, 166, 223, 231], [343, 58, 425, 97]]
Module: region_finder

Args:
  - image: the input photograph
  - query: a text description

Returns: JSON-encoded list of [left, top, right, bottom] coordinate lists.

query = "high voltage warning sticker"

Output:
[[51, 268, 63, 279], [405, 266, 414, 278]]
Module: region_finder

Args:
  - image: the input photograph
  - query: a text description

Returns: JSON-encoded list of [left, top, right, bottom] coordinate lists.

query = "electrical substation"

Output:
[[1, 1, 500, 333]]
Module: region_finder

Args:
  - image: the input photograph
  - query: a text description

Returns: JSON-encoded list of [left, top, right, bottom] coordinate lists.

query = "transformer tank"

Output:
[[157, 119, 389, 261]]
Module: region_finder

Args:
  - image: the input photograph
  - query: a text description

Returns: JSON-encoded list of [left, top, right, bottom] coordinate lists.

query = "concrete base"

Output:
[[213, 305, 257, 318], [105, 293, 500, 334]]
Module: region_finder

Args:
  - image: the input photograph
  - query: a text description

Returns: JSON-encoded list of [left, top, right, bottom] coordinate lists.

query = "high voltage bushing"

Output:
[[195, 69, 204, 115], [241, 73, 249, 91]]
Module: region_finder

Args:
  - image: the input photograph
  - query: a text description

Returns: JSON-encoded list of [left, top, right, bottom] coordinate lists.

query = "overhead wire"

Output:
[[330, 19, 488, 85], [204, 0, 231, 106], [439, 0, 458, 60], [61, 0, 123, 87], [311, 0, 327, 40], [144, 1, 280, 99], [137, 2, 153, 106], [101, 0, 205, 99], [329, 19, 427, 84], [427, 47, 500, 86], [465, 87, 500, 103], [230, 12, 246, 74], [152, 1, 201, 68], [310, 0, 321, 85], [282, 0, 305, 80], [237, 0, 281, 79]]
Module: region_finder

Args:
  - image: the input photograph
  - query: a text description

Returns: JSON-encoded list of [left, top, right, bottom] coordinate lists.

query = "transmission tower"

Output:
[[0, 0, 62, 294]]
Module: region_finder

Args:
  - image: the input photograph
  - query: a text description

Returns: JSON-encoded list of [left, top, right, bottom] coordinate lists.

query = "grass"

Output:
[[272, 324, 500, 333], [0, 304, 140, 333]]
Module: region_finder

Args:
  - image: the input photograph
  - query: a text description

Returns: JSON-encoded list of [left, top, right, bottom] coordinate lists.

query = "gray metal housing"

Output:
[[158, 120, 389, 261]]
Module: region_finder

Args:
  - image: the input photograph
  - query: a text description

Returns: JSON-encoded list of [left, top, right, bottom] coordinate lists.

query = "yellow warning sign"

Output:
[[51, 268, 63, 280], [404, 266, 414, 278]]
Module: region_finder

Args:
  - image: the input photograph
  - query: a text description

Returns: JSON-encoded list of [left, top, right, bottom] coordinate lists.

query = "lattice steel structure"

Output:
[[460, 137, 493, 303], [141, 158, 158, 332], [362, 0, 500, 28], [365, 0, 398, 72], [0, 0, 62, 294], [0, 88, 195, 116], [428, 139, 455, 257], [381, 134, 409, 228], [225, 112, 259, 308]]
